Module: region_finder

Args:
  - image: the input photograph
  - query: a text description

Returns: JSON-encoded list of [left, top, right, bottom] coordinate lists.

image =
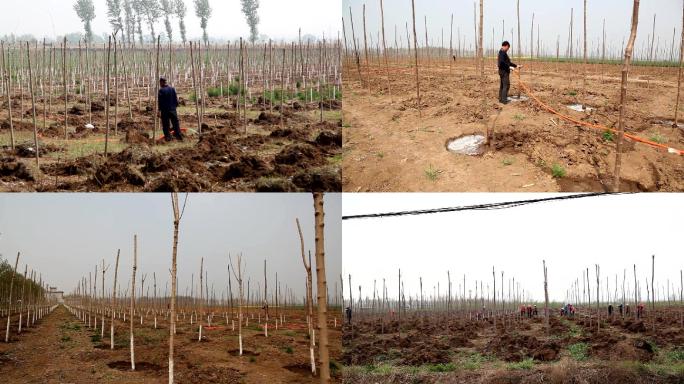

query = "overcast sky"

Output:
[[343, 193, 683, 304], [344, 0, 683, 60], [0, 193, 341, 302], [0, 0, 342, 41]]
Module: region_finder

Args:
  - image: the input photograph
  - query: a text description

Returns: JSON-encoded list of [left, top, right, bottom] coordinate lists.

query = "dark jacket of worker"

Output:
[[498, 49, 517, 73], [158, 86, 179, 112]]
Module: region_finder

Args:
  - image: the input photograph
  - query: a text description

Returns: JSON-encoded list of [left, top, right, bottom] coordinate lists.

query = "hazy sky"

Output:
[[343, 0, 683, 59], [343, 193, 683, 304], [0, 193, 341, 302], [0, 0, 342, 41]]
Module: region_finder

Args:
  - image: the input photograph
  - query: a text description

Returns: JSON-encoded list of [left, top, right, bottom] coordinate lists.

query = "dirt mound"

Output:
[[269, 128, 308, 141], [117, 119, 141, 132], [588, 333, 654, 362], [401, 342, 451, 365], [0, 156, 35, 181], [255, 111, 281, 125], [146, 168, 212, 192], [40, 156, 99, 177], [124, 129, 152, 144], [292, 167, 341, 192], [315, 131, 342, 147], [223, 155, 271, 180], [483, 332, 560, 362], [624, 320, 647, 332], [91, 163, 146, 187], [275, 143, 323, 167], [90, 101, 105, 112], [254, 177, 298, 192]]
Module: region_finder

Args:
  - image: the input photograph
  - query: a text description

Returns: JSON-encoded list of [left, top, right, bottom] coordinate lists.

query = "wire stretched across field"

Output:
[[342, 192, 628, 220]]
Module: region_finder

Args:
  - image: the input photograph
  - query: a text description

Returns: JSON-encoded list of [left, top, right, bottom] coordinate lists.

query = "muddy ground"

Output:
[[0, 305, 342, 383], [0, 94, 342, 192], [342, 309, 684, 383], [342, 59, 684, 192]]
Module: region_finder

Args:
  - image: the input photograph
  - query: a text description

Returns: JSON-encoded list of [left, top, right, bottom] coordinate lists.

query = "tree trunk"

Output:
[[4, 253, 20, 343], [169, 193, 185, 384], [26, 42, 39, 166], [130, 235, 137, 370], [411, 0, 421, 117], [674, 0, 684, 127], [111, 249, 120, 350], [543, 261, 549, 333], [313, 193, 330, 383], [104, 37, 112, 158], [296, 218, 316, 375], [613, 0, 641, 192]]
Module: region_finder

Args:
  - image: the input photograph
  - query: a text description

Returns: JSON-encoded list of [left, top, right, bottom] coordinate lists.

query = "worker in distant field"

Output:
[[637, 302, 644, 319], [618, 303, 624, 316], [608, 303, 614, 317], [158, 77, 183, 142], [345, 306, 352, 324], [533, 305, 538, 317], [498, 41, 522, 104]]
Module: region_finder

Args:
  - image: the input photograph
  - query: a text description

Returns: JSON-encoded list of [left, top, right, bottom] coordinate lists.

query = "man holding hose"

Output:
[[498, 41, 522, 104]]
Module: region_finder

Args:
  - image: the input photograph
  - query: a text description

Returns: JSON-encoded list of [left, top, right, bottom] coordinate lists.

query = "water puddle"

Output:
[[446, 135, 486, 156], [567, 104, 594, 112]]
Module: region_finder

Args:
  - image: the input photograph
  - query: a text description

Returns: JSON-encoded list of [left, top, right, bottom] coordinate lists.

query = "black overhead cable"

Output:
[[342, 193, 632, 220]]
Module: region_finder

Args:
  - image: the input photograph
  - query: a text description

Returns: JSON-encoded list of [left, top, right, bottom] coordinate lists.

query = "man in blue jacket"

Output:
[[158, 77, 183, 141], [498, 41, 521, 104]]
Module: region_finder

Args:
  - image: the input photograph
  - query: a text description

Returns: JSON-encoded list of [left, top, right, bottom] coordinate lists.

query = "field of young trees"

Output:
[[0, 193, 342, 383], [343, 255, 684, 383], [0, 0, 342, 192], [342, 0, 684, 193]]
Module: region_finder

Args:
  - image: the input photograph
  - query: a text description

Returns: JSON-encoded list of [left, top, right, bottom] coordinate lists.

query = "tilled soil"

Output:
[[343, 310, 684, 383], [0, 103, 341, 192], [342, 59, 684, 192], [0, 305, 342, 384]]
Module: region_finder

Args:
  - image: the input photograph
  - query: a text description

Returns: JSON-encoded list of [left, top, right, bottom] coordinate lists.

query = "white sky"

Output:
[[343, 193, 683, 304], [0, 0, 342, 41], [343, 0, 684, 60], [0, 193, 342, 302]]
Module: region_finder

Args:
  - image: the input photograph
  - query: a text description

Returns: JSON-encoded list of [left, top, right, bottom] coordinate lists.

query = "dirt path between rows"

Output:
[[0, 305, 155, 383]]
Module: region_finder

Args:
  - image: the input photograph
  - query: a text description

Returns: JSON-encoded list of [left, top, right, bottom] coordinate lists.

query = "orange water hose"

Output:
[[515, 70, 683, 156]]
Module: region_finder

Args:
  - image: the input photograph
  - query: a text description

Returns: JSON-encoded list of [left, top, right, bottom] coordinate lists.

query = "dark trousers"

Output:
[[161, 110, 182, 139], [499, 70, 510, 102]]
